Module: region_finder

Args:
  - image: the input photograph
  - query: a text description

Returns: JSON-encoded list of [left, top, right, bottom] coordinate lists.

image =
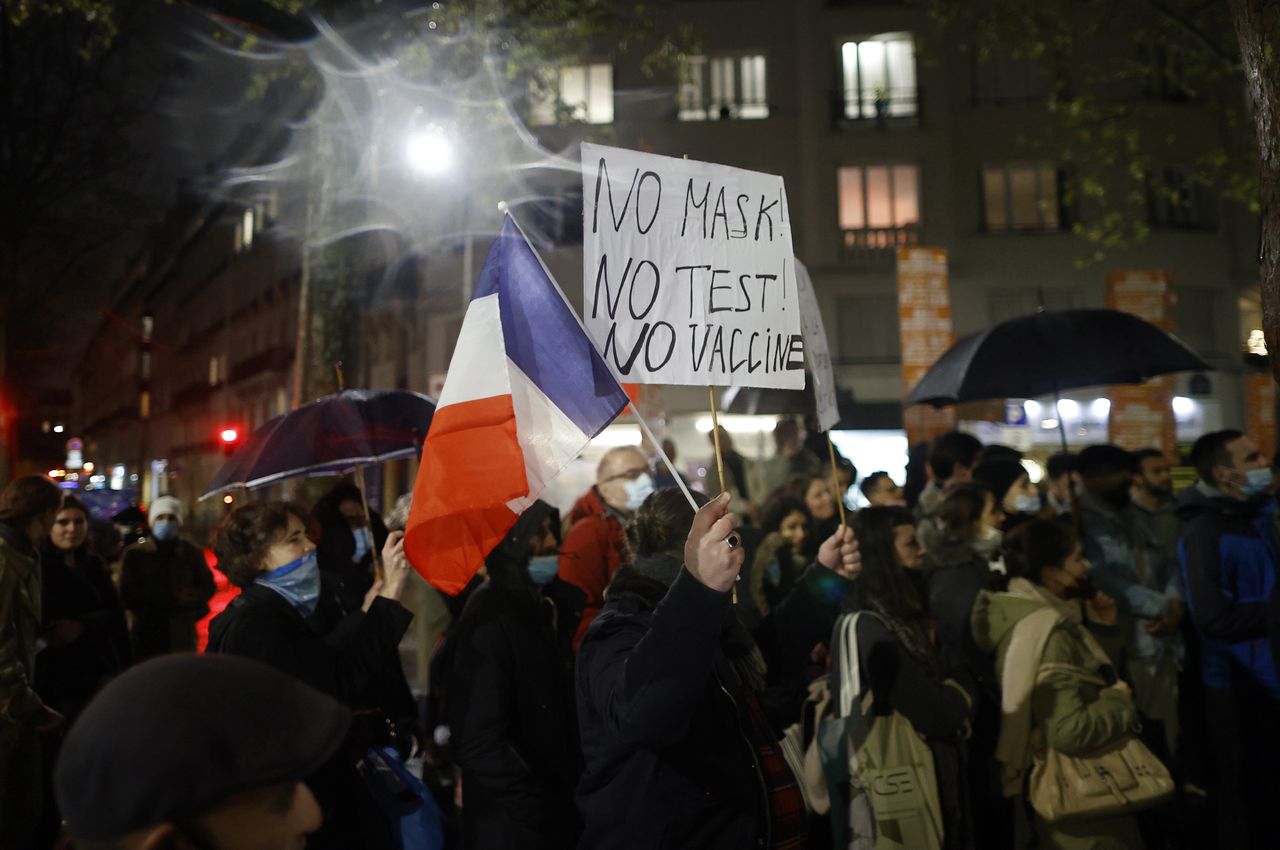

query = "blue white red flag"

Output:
[[404, 216, 629, 593]]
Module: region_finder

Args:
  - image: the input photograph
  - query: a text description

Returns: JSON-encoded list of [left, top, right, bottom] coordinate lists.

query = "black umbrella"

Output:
[[905, 309, 1210, 527], [200, 389, 435, 499], [906, 309, 1209, 410]]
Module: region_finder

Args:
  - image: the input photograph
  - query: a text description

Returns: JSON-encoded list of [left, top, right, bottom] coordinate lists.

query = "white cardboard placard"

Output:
[[581, 143, 804, 389]]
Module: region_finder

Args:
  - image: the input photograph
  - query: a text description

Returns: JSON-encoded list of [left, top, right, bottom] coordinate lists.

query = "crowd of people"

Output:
[[1, 420, 1279, 850]]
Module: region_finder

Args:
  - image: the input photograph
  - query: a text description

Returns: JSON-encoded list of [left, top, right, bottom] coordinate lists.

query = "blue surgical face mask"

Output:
[[255, 550, 321, 615], [1241, 467, 1273, 498], [351, 526, 373, 563], [1012, 494, 1043, 515], [527, 555, 559, 586], [152, 519, 178, 542], [622, 473, 656, 513]]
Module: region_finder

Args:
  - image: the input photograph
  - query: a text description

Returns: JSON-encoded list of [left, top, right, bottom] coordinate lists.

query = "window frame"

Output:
[[678, 52, 770, 121], [839, 32, 918, 121], [529, 62, 614, 126], [980, 163, 1069, 234]]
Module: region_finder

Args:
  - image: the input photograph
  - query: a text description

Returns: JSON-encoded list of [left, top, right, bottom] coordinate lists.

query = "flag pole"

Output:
[[826, 434, 847, 528], [628, 399, 697, 510]]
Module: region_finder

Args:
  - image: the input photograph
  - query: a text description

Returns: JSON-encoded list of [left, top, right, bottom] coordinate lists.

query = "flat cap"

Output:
[[56, 654, 350, 841]]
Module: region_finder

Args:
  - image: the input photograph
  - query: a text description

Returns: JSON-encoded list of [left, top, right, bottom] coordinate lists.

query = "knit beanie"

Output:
[[148, 496, 184, 528]]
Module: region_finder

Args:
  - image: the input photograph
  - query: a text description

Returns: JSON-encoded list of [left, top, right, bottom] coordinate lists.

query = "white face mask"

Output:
[[1012, 494, 1043, 515], [622, 473, 656, 512]]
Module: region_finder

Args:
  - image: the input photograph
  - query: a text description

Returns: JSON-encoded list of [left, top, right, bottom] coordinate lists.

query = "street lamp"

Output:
[[405, 127, 453, 176]]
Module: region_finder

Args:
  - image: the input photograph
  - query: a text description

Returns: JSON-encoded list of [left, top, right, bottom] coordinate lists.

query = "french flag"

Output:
[[404, 216, 630, 594]]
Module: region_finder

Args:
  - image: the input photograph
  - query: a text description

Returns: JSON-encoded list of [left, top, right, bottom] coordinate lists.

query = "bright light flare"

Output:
[[405, 128, 453, 176], [1022, 399, 1042, 418], [1172, 396, 1196, 420], [1091, 398, 1111, 418], [220, 428, 240, 444], [1055, 399, 1080, 419]]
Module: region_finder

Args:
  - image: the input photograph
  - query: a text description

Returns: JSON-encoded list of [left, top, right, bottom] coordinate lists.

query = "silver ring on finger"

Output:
[[724, 531, 742, 551]]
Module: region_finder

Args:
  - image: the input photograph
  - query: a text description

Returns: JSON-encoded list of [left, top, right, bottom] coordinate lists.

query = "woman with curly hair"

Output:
[[207, 501, 418, 850]]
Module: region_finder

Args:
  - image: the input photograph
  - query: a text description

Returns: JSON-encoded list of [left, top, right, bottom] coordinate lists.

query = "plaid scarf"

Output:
[[739, 684, 808, 850]]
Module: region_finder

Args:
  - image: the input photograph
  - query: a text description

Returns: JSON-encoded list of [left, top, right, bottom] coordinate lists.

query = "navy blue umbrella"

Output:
[[200, 389, 435, 501]]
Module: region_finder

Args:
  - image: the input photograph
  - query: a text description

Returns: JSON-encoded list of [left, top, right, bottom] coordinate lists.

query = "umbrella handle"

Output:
[[355, 465, 383, 583]]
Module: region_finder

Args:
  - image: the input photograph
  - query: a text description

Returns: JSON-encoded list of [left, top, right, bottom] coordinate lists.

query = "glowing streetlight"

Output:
[[405, 128, 453, 176]]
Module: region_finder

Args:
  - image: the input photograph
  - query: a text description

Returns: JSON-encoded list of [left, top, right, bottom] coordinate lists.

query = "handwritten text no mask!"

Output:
[[580, 143, 805, 389]]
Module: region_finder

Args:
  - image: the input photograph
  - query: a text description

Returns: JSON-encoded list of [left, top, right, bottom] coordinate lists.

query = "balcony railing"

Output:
[[839, 225, 920, 265]]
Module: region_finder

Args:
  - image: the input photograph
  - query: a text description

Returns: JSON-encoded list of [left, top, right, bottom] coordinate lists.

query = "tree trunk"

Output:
[[1228, 0, 1280, 386]]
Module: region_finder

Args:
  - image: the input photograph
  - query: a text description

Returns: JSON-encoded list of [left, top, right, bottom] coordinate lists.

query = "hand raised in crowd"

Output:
[[379, 530, 412, 601], [818, 524, 860, 580], [684, 491, 745, 593], [1084, 591, 1119, 626]]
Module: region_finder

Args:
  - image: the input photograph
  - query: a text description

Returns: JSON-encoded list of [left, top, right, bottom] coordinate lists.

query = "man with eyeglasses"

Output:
[[560, 447, 656, 649]]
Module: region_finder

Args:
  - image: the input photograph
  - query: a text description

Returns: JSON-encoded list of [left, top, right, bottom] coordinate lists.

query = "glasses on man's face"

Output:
[[604, 467, 649, 484]]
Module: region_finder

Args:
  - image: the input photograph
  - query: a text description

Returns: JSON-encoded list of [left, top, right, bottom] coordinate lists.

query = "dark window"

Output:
[[1147, 167, 1215, 230], [972, 48, 1053, 105], [981, 164, 1069, 233]]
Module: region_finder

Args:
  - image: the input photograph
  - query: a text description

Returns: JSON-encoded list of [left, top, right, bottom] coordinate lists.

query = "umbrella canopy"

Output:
[[201, 389, 435, 500], [906, 309, 1210, 408]]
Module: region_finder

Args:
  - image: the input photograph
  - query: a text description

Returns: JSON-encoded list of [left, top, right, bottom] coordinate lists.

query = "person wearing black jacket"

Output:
[[575, 489, 859, 850], [311, 483, 417, 740], [36, 494, 129, 719], [842, 506, 978, 850], [207, 501, 416, 850], [441, 500, 581, 850]]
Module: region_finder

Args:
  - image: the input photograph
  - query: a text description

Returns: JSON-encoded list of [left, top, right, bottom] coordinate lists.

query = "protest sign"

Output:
[[580, 143, 804, 390], [795, 260, 839, 431]]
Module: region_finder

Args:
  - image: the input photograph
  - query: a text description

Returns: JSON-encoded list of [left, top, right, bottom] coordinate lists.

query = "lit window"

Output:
[[982, 164, 1064, 232], [838, 165, 920, 230], [139, 391, 151, 420], [209, 356, 220, 386], [679, 54, 769, 121], [837, 165, 921, 258], [242, 208, 255, 250], [141, 315, 153, 342], [530, 63, 614, 125], [841, 34, 917, 120]]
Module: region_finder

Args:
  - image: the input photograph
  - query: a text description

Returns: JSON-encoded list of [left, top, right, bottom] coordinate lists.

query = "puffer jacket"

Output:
[[1176, 483, 1279, 700]]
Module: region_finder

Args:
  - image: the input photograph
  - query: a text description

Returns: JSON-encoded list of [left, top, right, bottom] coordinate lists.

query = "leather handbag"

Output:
[[1027, 661, 1175, 823]]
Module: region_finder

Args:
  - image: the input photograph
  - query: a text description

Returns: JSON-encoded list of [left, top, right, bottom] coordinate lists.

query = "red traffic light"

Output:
[[219, 427, 240, 444]]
